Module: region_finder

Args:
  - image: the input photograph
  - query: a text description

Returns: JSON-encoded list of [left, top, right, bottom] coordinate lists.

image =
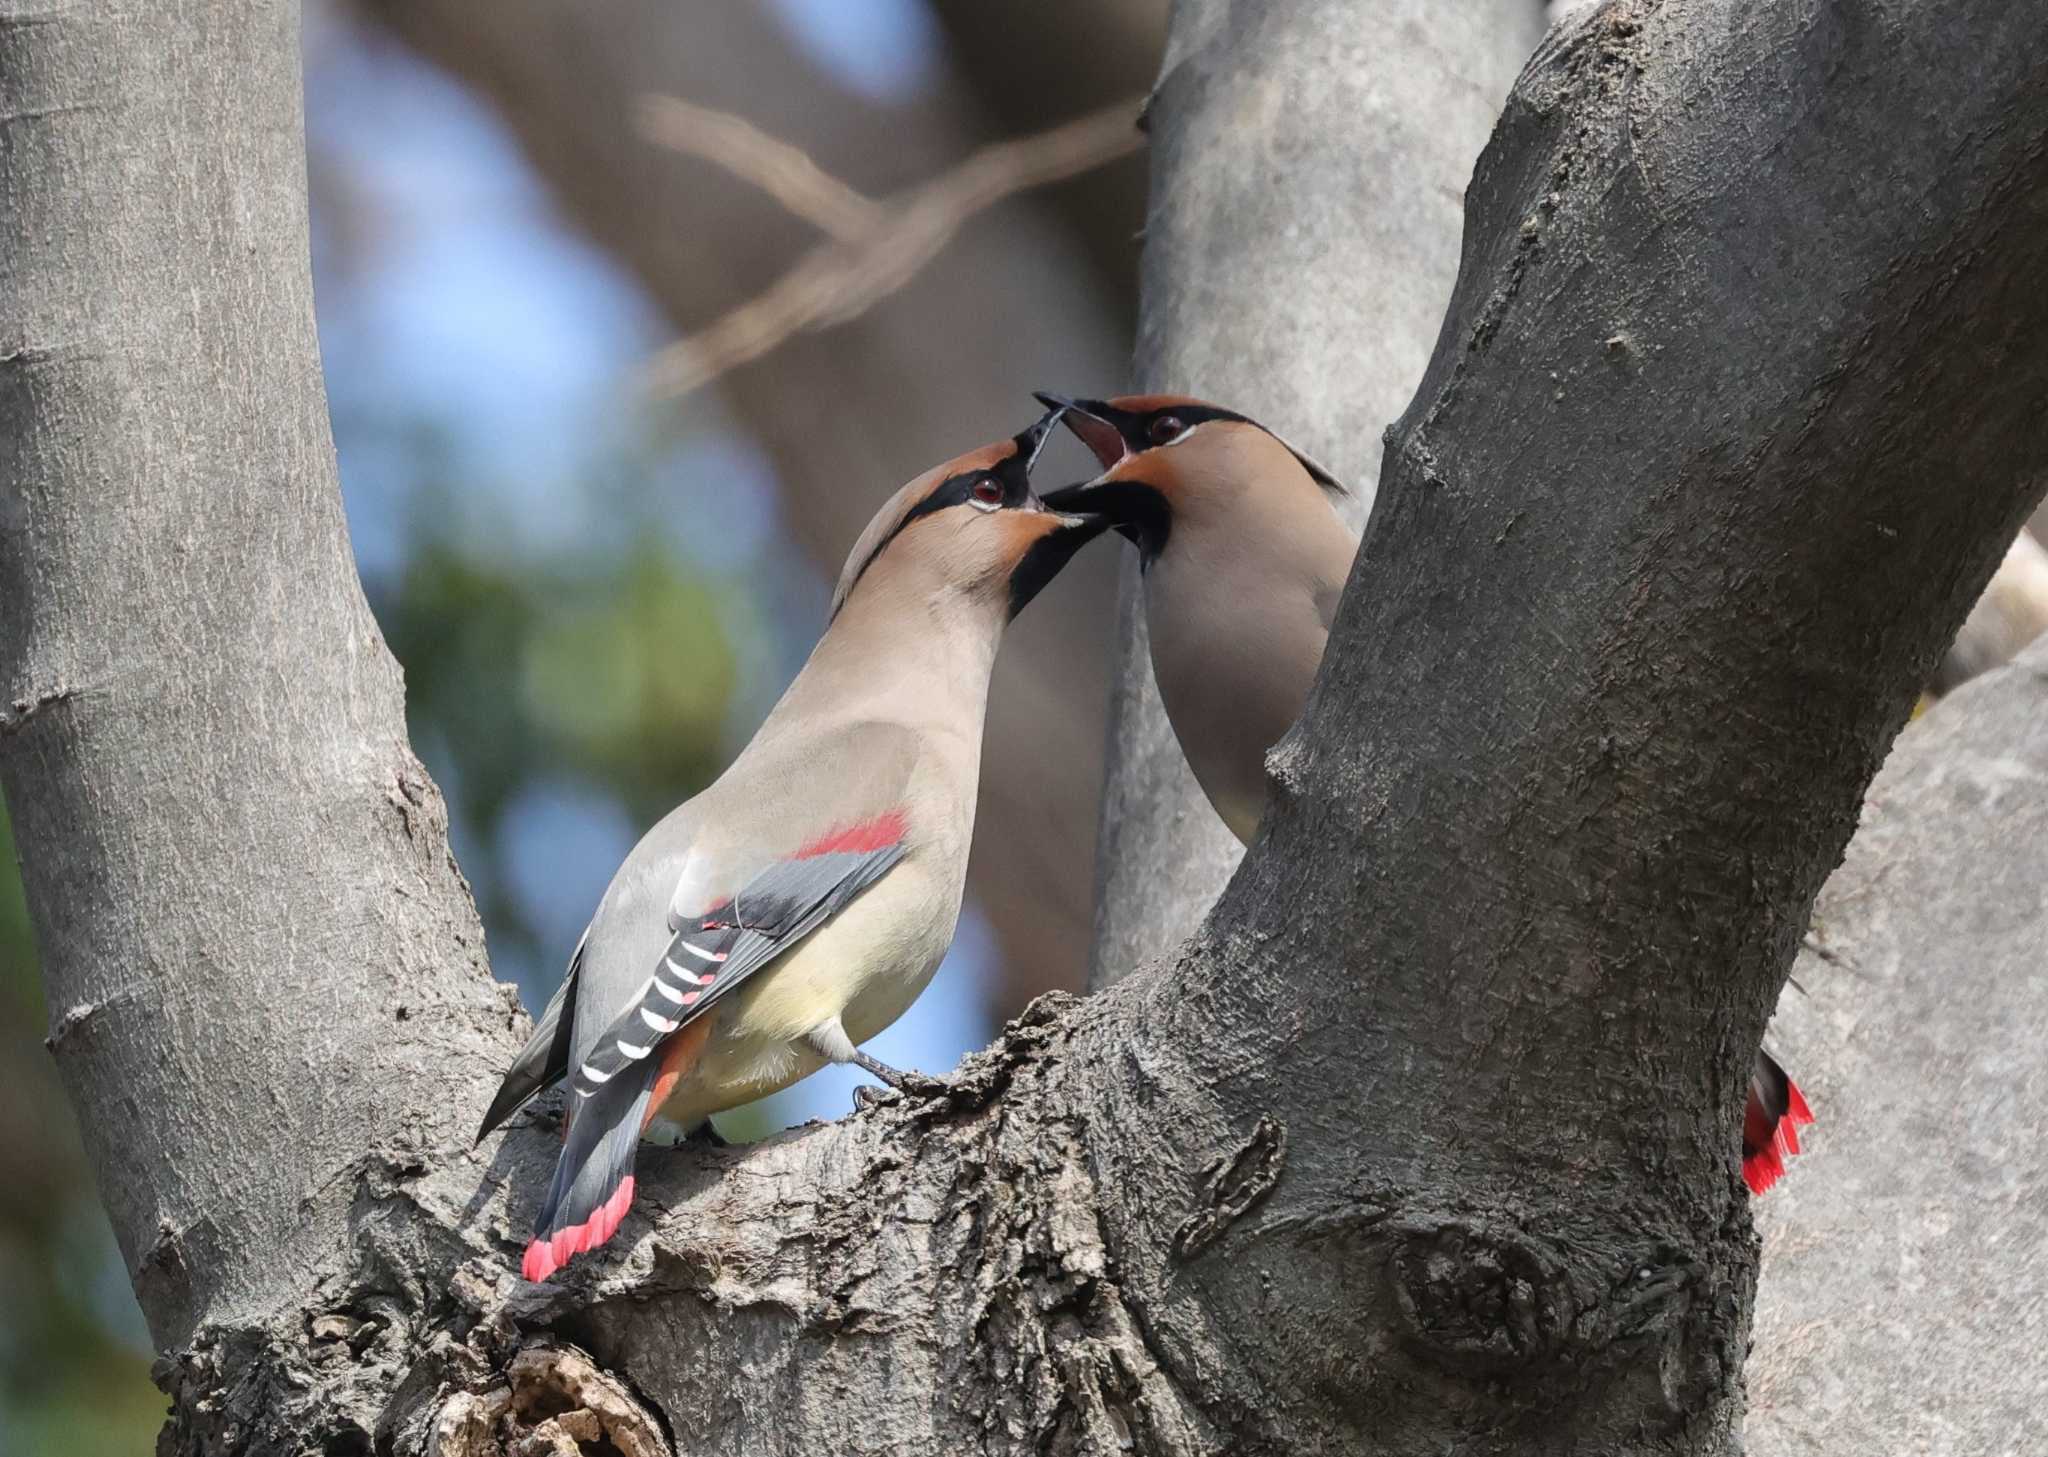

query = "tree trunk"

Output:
[[0, 0, 507, 1355], [5, 2, 2047, 1454], [1087, 0, 1548, 984]]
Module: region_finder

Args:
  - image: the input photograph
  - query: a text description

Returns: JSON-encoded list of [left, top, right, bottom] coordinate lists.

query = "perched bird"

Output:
[[1039, 391, 1814, 1196], [480, 411, 1105, 1280]]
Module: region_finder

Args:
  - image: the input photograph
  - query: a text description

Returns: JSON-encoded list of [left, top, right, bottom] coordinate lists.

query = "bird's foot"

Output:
[[650, 1116, 728, 1150], [851, 1051, 948, 1103], [851, 1083, 899, 1113]]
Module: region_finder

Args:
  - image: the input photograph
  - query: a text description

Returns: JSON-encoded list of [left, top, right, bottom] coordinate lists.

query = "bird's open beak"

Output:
[[1033, 396, 1167, 557], [1032, 391, 1144, 534], [1032, 391, 1129, 475], [1016, 400, 1105, 531], [1008, 478, 1112, 617], [1012, 405, 1062, 474]]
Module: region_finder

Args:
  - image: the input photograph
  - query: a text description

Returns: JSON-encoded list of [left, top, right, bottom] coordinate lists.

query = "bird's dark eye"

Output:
[[970, 476, 1005, 508], [1149, 414, 1187, 444]]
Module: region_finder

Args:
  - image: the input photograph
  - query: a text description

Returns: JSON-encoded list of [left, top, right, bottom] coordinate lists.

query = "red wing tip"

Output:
[[1743, 1148, 1785, 1196], [795, 810, 909, 859], [520, 1176, 636, 1283]]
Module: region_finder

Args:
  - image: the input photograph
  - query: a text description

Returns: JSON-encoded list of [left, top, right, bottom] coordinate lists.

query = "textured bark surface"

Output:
[[0, 0, 512, 1350], [1089, 0, 1547, 981], [6, 1, 2048, 1454]]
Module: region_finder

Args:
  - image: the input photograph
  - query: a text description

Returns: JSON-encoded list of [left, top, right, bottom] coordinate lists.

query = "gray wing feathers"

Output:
[[567, 839, 906, 1100]]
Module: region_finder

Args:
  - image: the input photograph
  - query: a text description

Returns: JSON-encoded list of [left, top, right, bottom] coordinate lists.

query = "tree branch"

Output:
[[1083, 0, 2048, 1449], [635, 94, 884, 242], [638, 96, 1145, 399], [8, 2, 2048, 1454], [0, 0, 519, 1352]]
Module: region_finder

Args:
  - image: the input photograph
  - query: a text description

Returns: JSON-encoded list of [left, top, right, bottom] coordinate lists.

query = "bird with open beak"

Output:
[[1037, 392, 1352, 843], [479, 408, 1107, 1281], [1037, 390, 1813, 1197]]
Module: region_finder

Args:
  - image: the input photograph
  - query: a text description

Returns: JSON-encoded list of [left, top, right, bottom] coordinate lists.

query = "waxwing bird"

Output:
[[1039, 391, 1814, 1196], [479, 410, 1106, 1281]]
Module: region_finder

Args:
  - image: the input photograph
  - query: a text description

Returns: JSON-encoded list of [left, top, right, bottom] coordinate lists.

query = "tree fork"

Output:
[[4, 1, 2047, 1453]]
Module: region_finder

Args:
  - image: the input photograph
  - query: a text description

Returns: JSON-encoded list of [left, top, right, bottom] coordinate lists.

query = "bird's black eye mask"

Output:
[[1037, 393, 1347, 498], [1117, 406, 1347, 497], [833, 412, 1065, 619]]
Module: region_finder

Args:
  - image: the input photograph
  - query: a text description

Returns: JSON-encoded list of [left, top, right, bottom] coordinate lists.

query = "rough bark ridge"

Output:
[[1089, 0, 1546, 982], [4, 1, 2047, 1454]]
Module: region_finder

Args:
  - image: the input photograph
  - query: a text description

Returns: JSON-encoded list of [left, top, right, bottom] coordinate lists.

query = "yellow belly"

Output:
[[652, 860, 955, 1127]]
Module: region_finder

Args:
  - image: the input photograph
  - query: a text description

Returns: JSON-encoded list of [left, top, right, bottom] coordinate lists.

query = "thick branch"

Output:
[[0, 0, 523, 1351], [1083, 0, 2048, 1450]]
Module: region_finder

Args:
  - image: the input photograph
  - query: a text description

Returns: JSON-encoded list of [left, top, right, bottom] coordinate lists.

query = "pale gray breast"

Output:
[[1145, 554, 1330, 845]]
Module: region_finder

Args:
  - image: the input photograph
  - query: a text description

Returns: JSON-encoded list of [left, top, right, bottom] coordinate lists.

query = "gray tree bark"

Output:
[[0, 0, 508, 1359], [5, 3, 2048, 1456], [1089, 0, 1547, 981]]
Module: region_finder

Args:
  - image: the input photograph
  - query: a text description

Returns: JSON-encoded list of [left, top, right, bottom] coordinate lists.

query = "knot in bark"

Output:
[[1172, 1115, 1288, 1260], [1387, 1216, 1571, 1374]]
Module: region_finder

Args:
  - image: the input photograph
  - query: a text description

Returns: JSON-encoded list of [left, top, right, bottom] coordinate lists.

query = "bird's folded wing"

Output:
[[567, 811, 909, 1099]]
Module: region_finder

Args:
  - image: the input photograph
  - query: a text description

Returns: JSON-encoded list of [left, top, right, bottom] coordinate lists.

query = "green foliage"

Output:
[[371, 509, 762, 997]]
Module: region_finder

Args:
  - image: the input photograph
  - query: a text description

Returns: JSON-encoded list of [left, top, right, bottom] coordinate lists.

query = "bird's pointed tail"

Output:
[[522, 1065, 653, 1283], [1742, 1049, 1815, 1196], [521, 1016, 713, 1282]]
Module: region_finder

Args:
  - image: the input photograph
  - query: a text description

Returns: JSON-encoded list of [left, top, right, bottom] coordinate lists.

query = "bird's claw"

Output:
[[887, 1070, 950, 1101], [850, 1051, 948, 1105], [851, 1083, 900, 1113]]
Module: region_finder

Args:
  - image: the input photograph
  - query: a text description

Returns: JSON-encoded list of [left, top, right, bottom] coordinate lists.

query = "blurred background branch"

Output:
[[640, 94, 1146, 397]]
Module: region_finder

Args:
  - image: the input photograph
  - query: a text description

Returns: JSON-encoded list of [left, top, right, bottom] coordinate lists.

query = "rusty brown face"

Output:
[[1036, 393, 1344, 567], [828, 409, 1109, 622]]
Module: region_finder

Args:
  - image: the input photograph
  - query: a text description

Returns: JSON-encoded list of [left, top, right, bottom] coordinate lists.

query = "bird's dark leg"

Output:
[[809, 1019, 947, 1109], [850, 1050, 948, 1103]]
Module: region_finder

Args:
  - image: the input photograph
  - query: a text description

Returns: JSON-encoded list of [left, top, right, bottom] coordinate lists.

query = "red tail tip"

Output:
[[1786, 1079, 1815, 1125], [1742, 1145, 1785, 1196], [1742, 1076, 1814, 1197], [520, 1175, 636, 1283]]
